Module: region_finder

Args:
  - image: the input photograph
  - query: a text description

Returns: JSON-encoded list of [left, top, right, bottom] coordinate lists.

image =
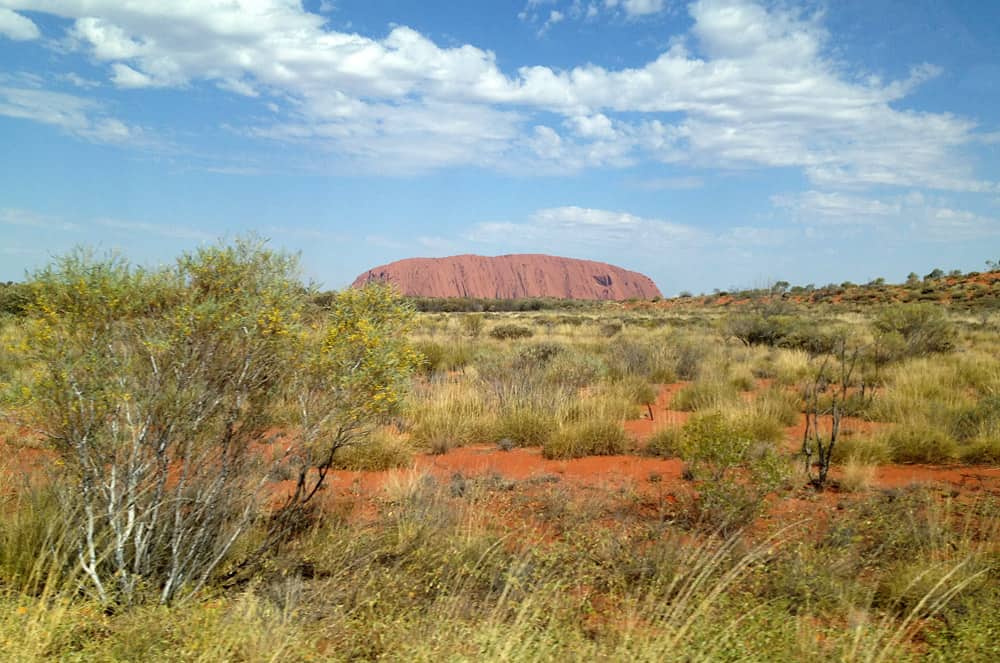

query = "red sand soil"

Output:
[[623, 381, 692, 439], [4, 384, 999, 527]]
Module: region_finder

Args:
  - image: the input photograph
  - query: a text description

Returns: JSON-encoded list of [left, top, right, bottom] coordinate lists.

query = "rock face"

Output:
[[351, 254, 662, 300]]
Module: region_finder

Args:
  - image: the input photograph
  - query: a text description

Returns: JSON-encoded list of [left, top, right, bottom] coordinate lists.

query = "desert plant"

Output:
[[332, 430, 415, 471], [599, 321, 623, 337], [489, 324, 533, 340], [671, 377, 739, 412], [801, 337, 871, 488], [886, 424, 960, 464], [675, 412, 789, 531], [460, 313, 484, 338], [0, 281, 29, 317], [723, 312, 792, 347], [873, 303, 956, 356], [542, 419, 630, 459], [839, 459, 877, 493], [544, 351, 604, 389], [12, 241, 419, 605], [830, 433, 892, 465], [15, 242, 304, 604], [493, 407, 555, 448], [644, 426, 685, 458]]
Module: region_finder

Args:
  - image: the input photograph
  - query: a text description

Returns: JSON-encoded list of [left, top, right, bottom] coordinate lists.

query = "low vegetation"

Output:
[[2, 248, 999, 660]]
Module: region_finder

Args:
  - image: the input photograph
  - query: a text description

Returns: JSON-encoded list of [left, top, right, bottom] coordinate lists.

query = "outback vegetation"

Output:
[[1, 246, 1000, 661]]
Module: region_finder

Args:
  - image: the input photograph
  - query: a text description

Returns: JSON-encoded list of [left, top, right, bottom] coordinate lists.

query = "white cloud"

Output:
[[0, 0, 993, 188], [60, 72, 101, 88], [0, 84, 150, 145], [0, 207, 79, 231], [773, 191, 902, 224], [774, 190, 1000, 240], [922, 207, 1000, 241], [631, 175, 704, 190], [0, 7, 39, 40], [605, 0, 668, 17], [719, 226, 787, 247], [109, 63, 155, 88], [465, 206, 706, 249]]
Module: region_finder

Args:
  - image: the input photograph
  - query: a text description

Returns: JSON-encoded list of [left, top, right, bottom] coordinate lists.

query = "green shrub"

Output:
[[459, 313, 484, 337], [874, 303, 956, 356], [599, 321, 623, 337], [604, 337, 655, 380], [644, 426, 685, 458], [676, 412, 789, 532], [413, 340, 446, 374], [754, 386, 802, 427], [516, 342, 564, 367], [544, 351, 604, 389], [780, 322, 845, 355], [492, 407, 554, 447], [0, 482, 68, 595], [950, 394, 1000, 442], [729, 365, 756, 391], [887, 424, 959, 464], [672, 337, 708, 380], [830, 434, 892, 464], [616, 375, 658, 406], [333, 432, 415, 471], [542, 419, 630, 459], [724, 313, 792, 347], [0, 282, 30, 316], [672, 379, 739, 411], [489, 324, 534, 340], [959, 435, 1000, 464], [737, 411, 786, 444]]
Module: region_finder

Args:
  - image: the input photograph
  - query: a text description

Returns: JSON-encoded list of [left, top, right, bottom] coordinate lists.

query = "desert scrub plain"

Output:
[[1, 249, 1000, 661]]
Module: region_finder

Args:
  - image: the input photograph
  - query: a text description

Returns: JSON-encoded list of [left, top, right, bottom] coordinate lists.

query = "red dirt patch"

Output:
[[623, 382, 692, 440]]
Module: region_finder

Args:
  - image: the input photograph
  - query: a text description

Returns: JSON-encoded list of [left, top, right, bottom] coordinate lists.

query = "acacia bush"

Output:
[[674, 412, 788, 532], [10, 240, 418, 605], [0, 282, 29, 316], [873, 303, 956, 356]]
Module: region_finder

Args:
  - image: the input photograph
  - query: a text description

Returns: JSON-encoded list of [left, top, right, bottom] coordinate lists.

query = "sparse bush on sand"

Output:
[[4, 255, 1000, 660], [542, 419, 631, 459]]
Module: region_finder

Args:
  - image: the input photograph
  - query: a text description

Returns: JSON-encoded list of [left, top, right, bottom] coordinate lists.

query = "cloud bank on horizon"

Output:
[[1, 0, 998, 294]]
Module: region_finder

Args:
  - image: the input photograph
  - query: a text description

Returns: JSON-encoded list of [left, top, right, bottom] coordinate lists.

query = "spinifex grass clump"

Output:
[[671, 375, 740, 411], [332, 429, 415, 471], [542, 419, 631, 459]]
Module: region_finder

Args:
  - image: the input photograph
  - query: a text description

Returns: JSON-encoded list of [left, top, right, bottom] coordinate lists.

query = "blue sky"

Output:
[[1, 0, 998, 295]]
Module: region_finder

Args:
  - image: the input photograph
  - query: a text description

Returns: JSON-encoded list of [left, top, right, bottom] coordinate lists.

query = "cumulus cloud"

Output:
[[0, 7, 39, 40], [0, 0, 993, 188]]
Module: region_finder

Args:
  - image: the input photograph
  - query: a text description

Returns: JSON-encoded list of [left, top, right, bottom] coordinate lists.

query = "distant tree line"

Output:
[[313, 292, 603, 313]]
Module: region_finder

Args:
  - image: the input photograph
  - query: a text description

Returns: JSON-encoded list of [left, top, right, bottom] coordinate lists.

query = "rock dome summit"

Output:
[[351, 254, 662, 300]]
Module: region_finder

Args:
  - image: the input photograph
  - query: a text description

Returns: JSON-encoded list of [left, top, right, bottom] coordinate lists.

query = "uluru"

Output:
[[351, 254, 662, 300]]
